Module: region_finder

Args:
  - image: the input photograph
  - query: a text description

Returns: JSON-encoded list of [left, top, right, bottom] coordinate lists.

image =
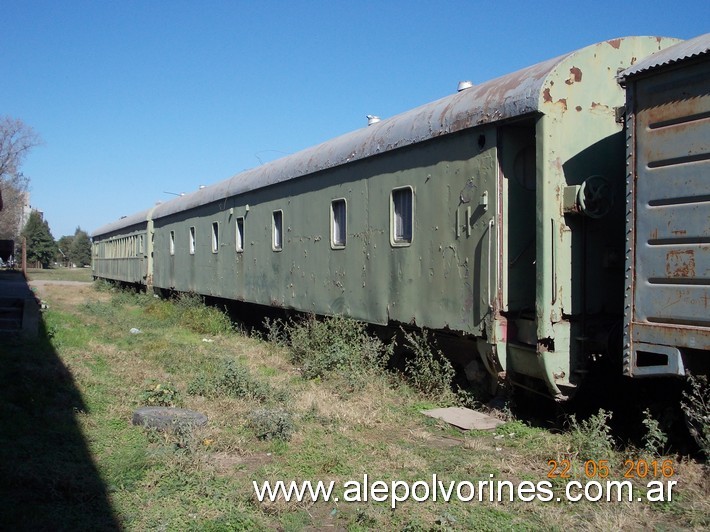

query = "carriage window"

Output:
[[331, 199, 346, 248], [189, 226, 196, 255], [272, 210, 283, 251], [391, 187, 413, 245], [169, 231, 175, 255], [212, 222, 219, 253], [236, 217, 244, 252], [138, 235, 144, 255]]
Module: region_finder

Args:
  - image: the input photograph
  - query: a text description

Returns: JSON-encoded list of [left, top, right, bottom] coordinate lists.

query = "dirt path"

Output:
[[29, 280, 96, 303]]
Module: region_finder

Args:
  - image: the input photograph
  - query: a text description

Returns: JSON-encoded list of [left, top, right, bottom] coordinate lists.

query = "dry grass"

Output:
[[10, 282, 709, 531]]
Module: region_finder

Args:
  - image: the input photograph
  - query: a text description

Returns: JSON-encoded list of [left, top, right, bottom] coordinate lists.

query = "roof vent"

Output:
[[199, 185, 206, 190], [367, 115, 381, 126], [457, 80, 473, 92]]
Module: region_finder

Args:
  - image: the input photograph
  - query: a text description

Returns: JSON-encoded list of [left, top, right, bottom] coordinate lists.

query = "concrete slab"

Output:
[[421, 406, 505, 431]]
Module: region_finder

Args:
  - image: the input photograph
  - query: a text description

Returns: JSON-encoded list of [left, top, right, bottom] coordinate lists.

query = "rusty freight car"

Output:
[[619, 33, 710, 378]]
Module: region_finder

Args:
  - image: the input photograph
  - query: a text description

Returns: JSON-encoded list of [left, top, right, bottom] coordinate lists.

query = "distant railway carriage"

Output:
[[91, 208, 154, 285], [94, 35, 709, 400]]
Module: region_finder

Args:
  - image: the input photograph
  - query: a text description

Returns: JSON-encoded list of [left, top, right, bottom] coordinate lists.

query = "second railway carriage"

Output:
[[619, 34, 710, 379], [92, 207, 155, 285], [93, 36, 681, 400]]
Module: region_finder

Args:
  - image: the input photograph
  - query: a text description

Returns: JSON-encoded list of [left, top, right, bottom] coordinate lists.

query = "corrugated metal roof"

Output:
[[619, 33, 709, 82], [150, 51, 568, 221]]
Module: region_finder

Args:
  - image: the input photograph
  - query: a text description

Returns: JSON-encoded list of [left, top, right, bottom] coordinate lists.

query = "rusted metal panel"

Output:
[[624, 45, 710, 376]]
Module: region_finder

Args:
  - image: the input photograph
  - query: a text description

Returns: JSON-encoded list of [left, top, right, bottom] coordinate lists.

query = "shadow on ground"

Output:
[[0, 276, 119, 530]]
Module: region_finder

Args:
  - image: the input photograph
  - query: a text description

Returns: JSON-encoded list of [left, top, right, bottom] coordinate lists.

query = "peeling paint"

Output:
[[607, 38, 622, 49], [565, 66, 583, 85], [666, 250, 696, 278]]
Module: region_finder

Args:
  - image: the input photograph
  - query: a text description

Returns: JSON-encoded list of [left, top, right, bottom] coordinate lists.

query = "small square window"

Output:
[[212, 222, 219, 253], [169, 231, 175, 255], [236, 217, 244, 252], [272, 210, 283, 251], [331, 199, 346, 248], [391, 187, 413, 245], [189, 226, 196, 255]]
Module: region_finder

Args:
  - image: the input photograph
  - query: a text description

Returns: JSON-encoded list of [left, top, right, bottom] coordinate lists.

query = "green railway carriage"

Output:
[[93, 36, 681, 400], [92, 208, 155, 285]]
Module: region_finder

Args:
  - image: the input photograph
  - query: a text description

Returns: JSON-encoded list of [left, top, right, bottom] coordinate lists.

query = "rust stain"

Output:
[[543, 88, 552, 103], [671, 229, 687, 236], [651, 228, 658, 240], [666, 249, 695, 278], [565, 66, 583, 85], [556, 98, 568, 111], [607, 38, 622, 49], [575, 105, 582, 112]]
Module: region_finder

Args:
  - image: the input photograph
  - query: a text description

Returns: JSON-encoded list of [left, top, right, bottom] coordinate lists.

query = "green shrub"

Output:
[[568, 409, 615, 460], [681, 374, 710, 458], [188, 359, 288, 403], [262, 317, 289, 347], [140, 380, 183, 407], [174, 292, 233, 335], [287, 315, 392, 386], [641, 408, 669, 455], [402, 328, 455, 400], [247, 408, 294, 441]]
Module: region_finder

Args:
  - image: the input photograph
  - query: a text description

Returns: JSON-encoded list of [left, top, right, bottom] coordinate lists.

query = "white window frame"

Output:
[[330, 198, 347, 249], [391, 186, 413, 246], [272, 210, 283, 251], [236, 217, 244, 253], [211, 221, 219, 253], [189, 226, 196, 255]]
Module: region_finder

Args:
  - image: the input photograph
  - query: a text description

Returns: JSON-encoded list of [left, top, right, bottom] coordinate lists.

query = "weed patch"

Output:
[[402, 328, 455, 400], [188, 358, 288, 403], [681, 374, 710, 457], [139, 380, 183, 407], [247, 408, 295, 441], [283, 315, 393, 388], [568, 409, 616, 460]]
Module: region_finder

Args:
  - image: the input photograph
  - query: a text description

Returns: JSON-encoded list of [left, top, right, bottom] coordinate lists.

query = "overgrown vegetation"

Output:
[[247, 408, 295, 441], [682, 374, 710, 458], [274, 314, 393, 390], [402, 327, 456, 400], [188, 358, 288, 403], [139, 380, 183, 407], [4, 280, 707, 531], [568, 409, 616, 460]]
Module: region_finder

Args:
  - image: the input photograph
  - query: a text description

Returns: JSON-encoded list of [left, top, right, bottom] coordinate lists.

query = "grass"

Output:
[[2, 281, 708, 530], [26, 266, 94, 282]]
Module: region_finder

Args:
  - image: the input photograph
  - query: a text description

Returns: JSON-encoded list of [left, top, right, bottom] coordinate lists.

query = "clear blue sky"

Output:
[[3, 0, 708, 238]]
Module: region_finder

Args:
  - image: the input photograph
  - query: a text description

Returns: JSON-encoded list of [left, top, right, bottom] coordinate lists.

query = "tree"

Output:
[[0, 116, 41, 240], [21, 211, 56, 268], [56, 234, 74, 264], [68, 227, 92, 267]]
